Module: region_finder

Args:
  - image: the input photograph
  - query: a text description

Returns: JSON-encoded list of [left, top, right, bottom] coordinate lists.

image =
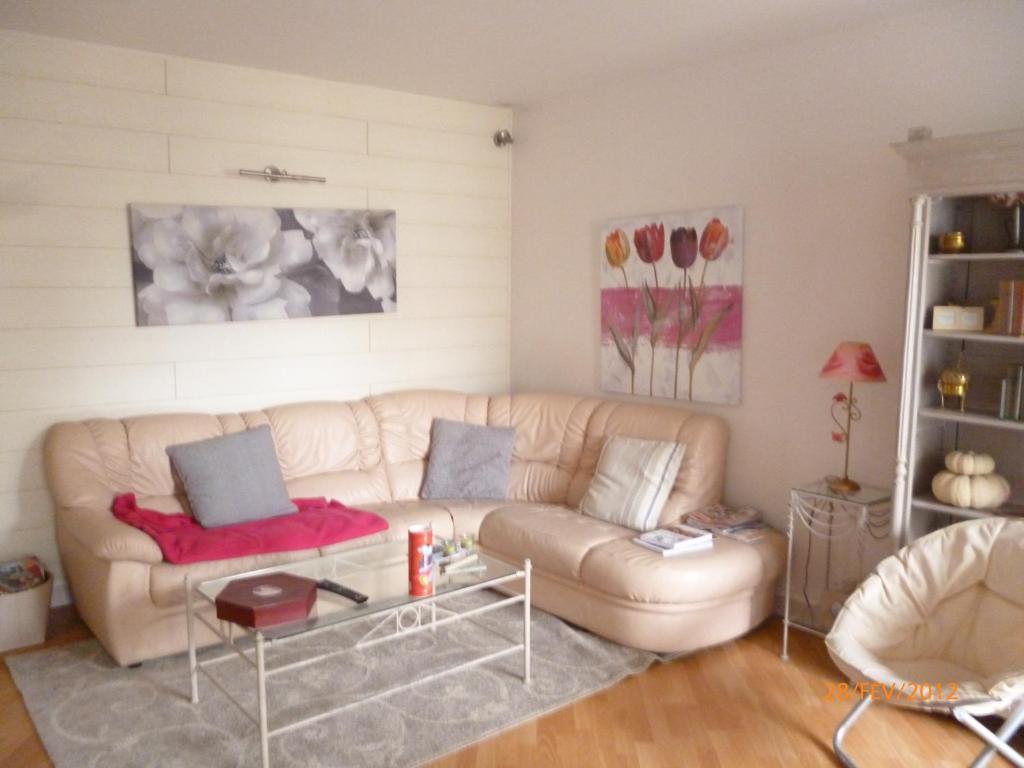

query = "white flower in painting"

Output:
[[294, 210, 396, 310], [131, 206, 313, 325]]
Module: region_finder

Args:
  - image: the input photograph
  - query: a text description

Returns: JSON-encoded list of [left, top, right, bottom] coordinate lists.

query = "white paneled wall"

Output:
[[0, 30, 512, 604]]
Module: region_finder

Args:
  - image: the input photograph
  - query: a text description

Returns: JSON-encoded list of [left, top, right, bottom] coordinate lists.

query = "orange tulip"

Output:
[[604, 229, 630, 268], [699, 218, 730, 262]]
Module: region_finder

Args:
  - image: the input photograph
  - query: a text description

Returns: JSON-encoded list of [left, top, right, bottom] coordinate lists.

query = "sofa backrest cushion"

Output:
[[45, 413, 240, 515], [125, 414, 230, 500], [487, 393, 600, 504], [246, 401, 391, 506]]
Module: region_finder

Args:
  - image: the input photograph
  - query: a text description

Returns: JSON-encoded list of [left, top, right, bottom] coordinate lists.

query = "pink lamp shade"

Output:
[[819, 341, 886, 383]]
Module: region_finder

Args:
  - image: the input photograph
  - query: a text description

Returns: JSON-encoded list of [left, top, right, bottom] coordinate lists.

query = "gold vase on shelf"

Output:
[[939, 231, 967, 254], [937, 354, 971, 412]]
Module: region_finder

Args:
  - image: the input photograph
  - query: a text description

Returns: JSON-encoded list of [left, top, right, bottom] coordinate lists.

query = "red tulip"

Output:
[[670, 227, 697, 269], [634, 223, 665, 264], [831, 431, 846, 443], [699, 218, 729, 261]]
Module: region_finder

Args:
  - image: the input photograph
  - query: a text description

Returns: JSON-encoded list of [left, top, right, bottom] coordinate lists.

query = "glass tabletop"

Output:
[[195, 540, 522, 639], [793, 479, 891, 506]]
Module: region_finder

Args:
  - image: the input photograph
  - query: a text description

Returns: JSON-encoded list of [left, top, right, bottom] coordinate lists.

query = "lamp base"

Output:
[[828, 476, 861, 494]]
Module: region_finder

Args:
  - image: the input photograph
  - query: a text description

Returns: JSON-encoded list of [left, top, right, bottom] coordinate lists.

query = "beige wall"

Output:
[[510, 1, 1024, 532], [0, 30, 512, 602]]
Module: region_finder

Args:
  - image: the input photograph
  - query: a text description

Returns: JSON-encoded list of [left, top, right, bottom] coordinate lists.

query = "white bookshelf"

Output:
[[892, 128, 1024, 545]]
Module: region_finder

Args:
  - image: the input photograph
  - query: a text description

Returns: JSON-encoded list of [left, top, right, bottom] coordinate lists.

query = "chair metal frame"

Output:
[[833, 695, 1024, 768]]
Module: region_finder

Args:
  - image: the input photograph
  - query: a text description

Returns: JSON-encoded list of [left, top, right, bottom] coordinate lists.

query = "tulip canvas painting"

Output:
[[129, 204, 396, 326], [600, 207, 742, 404]]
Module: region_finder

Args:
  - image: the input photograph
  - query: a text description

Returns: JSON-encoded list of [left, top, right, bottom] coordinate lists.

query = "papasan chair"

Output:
[[826, 516, 1024, 768]]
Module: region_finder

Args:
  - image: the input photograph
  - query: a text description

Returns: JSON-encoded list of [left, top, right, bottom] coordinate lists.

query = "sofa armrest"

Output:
[[57, 506, 163, 564]]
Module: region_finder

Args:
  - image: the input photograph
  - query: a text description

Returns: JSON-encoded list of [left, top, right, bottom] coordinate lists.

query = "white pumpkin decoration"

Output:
[[932, 470, 1010, 509], [944, 450, 996, 476]]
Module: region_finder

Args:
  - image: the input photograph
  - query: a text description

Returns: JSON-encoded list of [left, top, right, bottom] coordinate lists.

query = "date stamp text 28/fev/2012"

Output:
[[824, 682, 959, 703]]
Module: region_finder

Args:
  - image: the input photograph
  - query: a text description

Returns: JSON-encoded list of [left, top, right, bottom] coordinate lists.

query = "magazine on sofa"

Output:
[[634, 524, 713, 556]]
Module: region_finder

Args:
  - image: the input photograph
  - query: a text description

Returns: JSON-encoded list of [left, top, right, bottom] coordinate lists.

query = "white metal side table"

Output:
[[781, 480, 891, 660]]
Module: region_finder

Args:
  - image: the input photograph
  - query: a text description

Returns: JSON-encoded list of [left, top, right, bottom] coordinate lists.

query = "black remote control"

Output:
[[316, 579, 368, 604]]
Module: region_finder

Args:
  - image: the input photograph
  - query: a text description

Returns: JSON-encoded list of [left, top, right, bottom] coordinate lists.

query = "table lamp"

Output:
[[819, 341, 886, 494]]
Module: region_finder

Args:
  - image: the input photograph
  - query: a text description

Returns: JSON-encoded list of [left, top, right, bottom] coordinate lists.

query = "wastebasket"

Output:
[[0, 572, 53, 652]]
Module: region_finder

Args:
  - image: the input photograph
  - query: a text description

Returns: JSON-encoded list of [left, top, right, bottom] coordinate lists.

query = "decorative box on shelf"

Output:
[[932, 304, 985, 332]]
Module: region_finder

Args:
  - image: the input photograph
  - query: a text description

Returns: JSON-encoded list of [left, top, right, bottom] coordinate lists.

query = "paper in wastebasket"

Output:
[[0, 556, 47, 594]]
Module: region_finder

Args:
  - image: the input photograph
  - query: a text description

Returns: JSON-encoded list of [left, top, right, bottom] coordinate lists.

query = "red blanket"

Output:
[[112, 494, 389, 565]]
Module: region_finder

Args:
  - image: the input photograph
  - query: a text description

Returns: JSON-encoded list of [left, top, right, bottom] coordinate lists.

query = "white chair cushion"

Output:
[[826, 517, 1024, 715]]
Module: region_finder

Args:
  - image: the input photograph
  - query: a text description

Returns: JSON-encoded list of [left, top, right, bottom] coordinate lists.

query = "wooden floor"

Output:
[[0, 608, 1013, 767]]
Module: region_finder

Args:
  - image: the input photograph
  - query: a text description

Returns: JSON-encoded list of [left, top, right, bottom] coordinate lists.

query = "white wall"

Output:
[[510, 1, 1024, 533], [0, 30, 512, 603]]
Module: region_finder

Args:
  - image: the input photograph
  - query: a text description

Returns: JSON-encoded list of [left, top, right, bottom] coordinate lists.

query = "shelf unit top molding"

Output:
[[892, 126, 1024, 194], [893, 127, 1024, 162]]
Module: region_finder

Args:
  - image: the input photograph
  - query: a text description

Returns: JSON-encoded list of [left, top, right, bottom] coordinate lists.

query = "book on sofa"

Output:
[[633, 524, 713, 557]]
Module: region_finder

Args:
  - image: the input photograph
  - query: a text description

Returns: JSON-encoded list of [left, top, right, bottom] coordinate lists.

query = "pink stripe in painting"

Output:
[[601, 285, 742, 349]]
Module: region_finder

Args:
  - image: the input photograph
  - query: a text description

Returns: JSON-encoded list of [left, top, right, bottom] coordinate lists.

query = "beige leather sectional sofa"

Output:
[[45, 390, 784, 666]]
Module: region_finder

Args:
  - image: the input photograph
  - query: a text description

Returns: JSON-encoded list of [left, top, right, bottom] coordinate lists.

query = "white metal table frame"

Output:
[[781, 485, 890, 660], [184, 559, 532, 768]]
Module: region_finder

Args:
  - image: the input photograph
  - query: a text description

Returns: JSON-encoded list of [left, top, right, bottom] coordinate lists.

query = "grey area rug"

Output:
[[7, 591, 656, 767]]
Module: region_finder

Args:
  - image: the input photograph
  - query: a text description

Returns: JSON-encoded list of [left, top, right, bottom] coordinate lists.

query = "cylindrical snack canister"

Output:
[[408, 524, 434, 596]]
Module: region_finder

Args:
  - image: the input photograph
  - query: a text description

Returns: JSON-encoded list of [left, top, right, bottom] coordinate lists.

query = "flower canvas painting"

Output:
[[600, 207, 742, 404], [129, 204, 396, 326]]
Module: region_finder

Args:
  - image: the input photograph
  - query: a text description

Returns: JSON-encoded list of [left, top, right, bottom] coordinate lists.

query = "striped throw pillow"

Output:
[[579, 436, 686, 531]]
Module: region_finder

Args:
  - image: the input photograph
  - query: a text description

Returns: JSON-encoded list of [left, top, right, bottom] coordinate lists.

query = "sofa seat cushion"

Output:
[[431, 500, 505, 537], [359, 500, 456, 542], [579, 531, 787, 605], [150, 548, 321, 608], [479, 504, 633, 580]]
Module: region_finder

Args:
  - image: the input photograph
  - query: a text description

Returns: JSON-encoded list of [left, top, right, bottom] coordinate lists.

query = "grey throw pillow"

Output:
[[421, 419, 515, 501], [166, 425, 297, 528]]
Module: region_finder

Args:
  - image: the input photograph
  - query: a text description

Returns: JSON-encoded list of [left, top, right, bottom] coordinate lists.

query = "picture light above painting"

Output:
[[128, 204, 397, 326]]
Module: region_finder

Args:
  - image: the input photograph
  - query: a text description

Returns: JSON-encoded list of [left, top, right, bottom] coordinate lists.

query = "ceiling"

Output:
[[0, 0, 945, 106]]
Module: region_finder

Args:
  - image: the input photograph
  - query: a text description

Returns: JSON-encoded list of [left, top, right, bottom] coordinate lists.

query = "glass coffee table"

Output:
[[184, 541, 531, 768]]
